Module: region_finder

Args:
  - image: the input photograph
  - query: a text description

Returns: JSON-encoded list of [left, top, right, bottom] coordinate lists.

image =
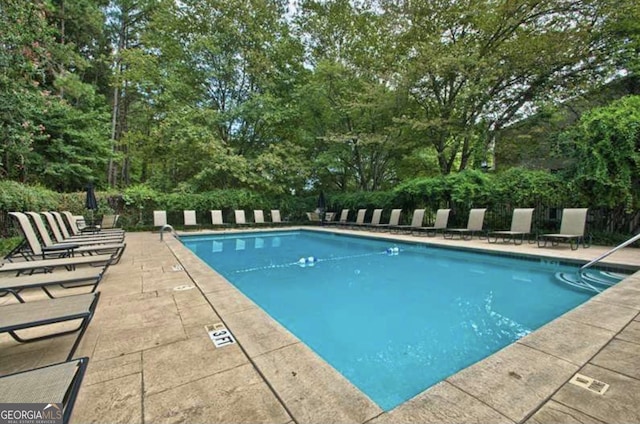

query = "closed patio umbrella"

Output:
[[85, 183, 98, 226]]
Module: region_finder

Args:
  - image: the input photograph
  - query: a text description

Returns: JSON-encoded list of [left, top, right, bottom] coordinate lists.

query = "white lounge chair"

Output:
[[183, 210, 200, 230], [234, 210, 250, 226], [210, 210, 227, 227], [270, 210, 285, 225], [153, 210, 167, 227]]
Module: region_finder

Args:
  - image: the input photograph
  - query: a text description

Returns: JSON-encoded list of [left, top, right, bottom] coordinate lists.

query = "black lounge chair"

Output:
[[0, 357, 89, 424]]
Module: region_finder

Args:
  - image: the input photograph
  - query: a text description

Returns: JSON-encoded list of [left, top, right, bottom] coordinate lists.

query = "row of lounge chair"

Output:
[[153, 209, 285, 228], [1, 210, 126, 423], [321, 207, 590, 250]]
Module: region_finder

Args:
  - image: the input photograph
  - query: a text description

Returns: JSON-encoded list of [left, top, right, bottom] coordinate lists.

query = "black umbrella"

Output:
[[85, 183, 98, 226]]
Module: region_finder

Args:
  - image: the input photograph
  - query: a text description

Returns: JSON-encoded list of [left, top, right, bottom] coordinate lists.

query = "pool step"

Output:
[[555, 270, 629, 293]]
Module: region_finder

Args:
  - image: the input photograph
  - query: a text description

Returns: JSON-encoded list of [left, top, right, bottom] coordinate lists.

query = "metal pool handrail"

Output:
[[580, 232, 640, 271], [160, 224, 175, 241]]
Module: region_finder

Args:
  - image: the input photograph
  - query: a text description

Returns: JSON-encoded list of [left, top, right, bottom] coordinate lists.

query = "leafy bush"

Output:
[[568, 95, 640, 211], [0, 181, 60, 212], [491, 168, 570, 206]]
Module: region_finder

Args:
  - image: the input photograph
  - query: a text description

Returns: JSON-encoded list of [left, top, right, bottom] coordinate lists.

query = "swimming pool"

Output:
[[182, 230, 602, 410]]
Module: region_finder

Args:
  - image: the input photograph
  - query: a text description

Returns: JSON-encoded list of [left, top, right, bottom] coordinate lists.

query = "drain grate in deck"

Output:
[[569, 373, 610, 395]]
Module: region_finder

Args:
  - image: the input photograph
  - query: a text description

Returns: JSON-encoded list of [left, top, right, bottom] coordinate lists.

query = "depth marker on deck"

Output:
[[206, 323, 236, 348]]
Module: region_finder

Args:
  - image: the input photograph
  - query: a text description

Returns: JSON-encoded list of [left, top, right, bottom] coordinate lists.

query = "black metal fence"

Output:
[[2, 203, 639, 246]]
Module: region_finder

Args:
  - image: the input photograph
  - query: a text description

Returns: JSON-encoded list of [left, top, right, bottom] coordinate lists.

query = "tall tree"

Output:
[[105, 0, 153, 187], [384, 0, 626, 174], [118, 0, 309, 192], [294, 0, 412, 191], [0, 0, 110, 189]]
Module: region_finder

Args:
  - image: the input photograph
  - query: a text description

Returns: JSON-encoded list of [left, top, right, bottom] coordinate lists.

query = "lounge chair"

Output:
[[0, 357, 88, 424], [51, 212, 124, 242], [41, 212, 123, 244], [0, 253, 115, 276], [234, 210, 250, 226], [415, 209, 451, 237], [0, 292, 100, 360], [9, 212, 126, 264], [537, 208, 589, 250], [443, 208, 487, 240], [364, 209, 383, 230], [270, 210, 285, 225], [183, 210, 200, 230], [61, 211, 123, 236], [488, 208, 535, 245], [330, 209, 350, 227], [375, 209, 402, 231], [306, 212, 321, 223], [395, 209, 425, 233], [351, 209, 368, 229], [0, 267, 106, 302], [210, 210, 227, 227], [153, 210, 167, 228], [27, 213, 122, 250], [100, 214, 120, 229], [253, 210, 267, 226]]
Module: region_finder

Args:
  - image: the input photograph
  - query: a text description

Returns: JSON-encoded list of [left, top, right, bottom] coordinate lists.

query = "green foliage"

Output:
[[491, 168, 569, 206], [568, 95, 640, 210], [0, 0, 112, 189], [328, 191, 396, 211], [392, 169, 574, 214], [0, 181, 60, 211], [390, 0, 622, 174], [444, 171, 493, 206], [0, 237, 22, 256]]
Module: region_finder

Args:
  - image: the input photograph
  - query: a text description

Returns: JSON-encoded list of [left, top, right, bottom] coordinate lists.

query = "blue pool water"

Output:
[[183, 230, 594, 410]]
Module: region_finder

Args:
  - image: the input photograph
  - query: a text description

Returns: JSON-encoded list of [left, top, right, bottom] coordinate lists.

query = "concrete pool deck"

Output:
[[1, 227, 639, 423]]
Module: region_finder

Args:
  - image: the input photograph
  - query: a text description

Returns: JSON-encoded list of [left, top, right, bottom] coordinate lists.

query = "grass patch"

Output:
[[0, 237, 23, 256]]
